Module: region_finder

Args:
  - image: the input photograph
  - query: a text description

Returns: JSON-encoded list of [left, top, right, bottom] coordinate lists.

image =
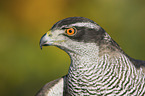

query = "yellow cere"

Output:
[[47, 31, 51, 36]]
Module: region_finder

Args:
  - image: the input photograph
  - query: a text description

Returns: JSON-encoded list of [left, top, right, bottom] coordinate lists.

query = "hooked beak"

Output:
[[39, 31, 53, 49]]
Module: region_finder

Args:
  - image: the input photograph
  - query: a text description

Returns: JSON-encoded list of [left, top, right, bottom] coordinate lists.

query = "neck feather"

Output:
[[67, 42, 99, 71]]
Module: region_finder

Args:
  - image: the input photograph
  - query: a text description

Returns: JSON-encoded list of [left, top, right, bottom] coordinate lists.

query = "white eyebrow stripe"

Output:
[[68, 22, 100, 30]]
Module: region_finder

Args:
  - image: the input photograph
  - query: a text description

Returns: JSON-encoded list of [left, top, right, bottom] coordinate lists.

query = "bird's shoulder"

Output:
[[129, 58, 145, 74], [36, 76, 66, 96]]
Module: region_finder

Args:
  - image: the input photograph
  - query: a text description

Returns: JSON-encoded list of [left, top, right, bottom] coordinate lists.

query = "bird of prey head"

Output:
[[40, 17, 122, 55]]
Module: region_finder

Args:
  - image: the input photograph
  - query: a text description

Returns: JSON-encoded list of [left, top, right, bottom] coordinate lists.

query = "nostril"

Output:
[[48, 34, 52, 37]]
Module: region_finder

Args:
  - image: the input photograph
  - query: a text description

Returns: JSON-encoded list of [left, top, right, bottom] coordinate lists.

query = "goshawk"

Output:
[[37, 17, 145, 96]]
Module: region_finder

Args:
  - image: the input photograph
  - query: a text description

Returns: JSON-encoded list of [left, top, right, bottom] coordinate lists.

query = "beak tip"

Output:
[[40, 43, 43, 50]]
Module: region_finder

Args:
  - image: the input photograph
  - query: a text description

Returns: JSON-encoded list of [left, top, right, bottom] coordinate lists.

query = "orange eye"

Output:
[[65, 27, 77, 36]]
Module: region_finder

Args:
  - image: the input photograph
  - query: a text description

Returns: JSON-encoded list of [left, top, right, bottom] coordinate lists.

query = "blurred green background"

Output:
[[0, 0, 145, 96]]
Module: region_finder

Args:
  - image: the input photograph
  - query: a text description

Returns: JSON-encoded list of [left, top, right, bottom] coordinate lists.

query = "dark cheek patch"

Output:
[[67, 28, 86, 41], [63, 27, 105, 43]]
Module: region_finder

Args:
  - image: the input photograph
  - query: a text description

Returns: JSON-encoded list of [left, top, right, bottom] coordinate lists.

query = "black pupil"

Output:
[[69, 29, 72, 33]]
